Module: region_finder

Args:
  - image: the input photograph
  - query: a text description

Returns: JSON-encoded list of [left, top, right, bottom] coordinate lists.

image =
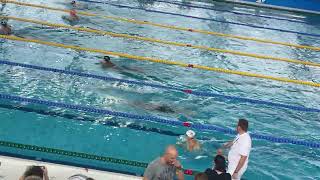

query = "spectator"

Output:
[[19, 166, 49, 180], [195, 172, 208, 180], [219, 119, 252, 180], [143, 145, 184, 180], [205, 155, 231, 180]]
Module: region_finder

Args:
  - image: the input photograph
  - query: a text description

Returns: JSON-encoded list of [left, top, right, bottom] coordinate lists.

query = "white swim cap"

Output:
[[186, 130, 196, 138]]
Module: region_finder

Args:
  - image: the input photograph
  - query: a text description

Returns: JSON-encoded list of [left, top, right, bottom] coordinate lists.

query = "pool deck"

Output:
[[0, 155, 142, 180]]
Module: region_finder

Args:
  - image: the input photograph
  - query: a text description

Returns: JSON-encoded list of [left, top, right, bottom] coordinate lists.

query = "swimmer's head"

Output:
[[104, 56, 111, 62], [0, 20, 7, 26], [186, 130, 196, 139], [71, 0, 76, 5], [156, 105, 175, 113], [70, 10, 77, 16]]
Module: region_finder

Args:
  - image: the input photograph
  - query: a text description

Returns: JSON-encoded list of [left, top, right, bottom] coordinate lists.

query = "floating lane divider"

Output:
[[0, 93, 319, 148], [0, 140, 200, 176], [2, 0, 320, 51], [1, 35, 320, 88], [0, 103, 186, 138], [148, 0, 310, 24], [0, 59, 319, 113], [77, 0, 320, 38], [3, 16, 320, 68]]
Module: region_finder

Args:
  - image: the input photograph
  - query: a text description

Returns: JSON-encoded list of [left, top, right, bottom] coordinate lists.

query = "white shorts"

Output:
[[227, 163, 247, 180]]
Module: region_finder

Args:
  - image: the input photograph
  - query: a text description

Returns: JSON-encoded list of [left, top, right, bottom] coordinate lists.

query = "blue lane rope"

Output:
[[78, 0, 320, 38], [0, 103, 187, 138], [151, 0, 311, 25], [0, 93, 319, 148], [0, 60, 319, 113]]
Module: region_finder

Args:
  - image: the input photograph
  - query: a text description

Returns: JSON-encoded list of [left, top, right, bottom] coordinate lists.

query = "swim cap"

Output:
[[71, 0, 76, 5], [0, 20, 7, 26], [186, 130, 195, 138], [70, 10, 77, 16], [104, 56, 111, 61]]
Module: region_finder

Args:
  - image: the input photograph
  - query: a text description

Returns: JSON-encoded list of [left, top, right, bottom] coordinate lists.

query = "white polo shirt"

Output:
[[227, 132, 252, 177]]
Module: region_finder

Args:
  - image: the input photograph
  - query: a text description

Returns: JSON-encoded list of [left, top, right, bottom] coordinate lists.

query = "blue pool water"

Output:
[[0, 0, 320, 179]]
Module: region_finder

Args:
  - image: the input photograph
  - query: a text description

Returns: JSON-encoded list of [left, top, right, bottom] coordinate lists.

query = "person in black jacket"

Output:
[[204, 155, 231, 180]]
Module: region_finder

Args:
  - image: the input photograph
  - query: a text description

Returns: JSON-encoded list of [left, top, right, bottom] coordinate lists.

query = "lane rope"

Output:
[[1, 35, 320, 88], [148, 0, 312, 24], [2, 0, 320, 51], [77, 0, 320, 38], [4, 16, 320, 68], [0, 59, 319, 113], [0, 93, 319, 148], [0, 103, 186, 138]]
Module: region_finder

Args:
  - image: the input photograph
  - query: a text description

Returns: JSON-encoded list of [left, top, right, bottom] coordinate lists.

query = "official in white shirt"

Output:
[[220, 119, 252, 180]]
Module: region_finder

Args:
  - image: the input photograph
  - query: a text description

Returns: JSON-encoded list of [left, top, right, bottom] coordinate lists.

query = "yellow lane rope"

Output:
[[3, 16, 320, 68], [2, 0, 320, 52], [1, 35, 319, 88]]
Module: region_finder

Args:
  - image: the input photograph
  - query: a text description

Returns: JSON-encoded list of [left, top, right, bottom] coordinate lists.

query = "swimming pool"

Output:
[[0, 0, 319, 179]]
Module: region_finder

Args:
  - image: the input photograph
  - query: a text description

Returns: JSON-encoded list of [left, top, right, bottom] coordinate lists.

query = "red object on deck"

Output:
[[184, 169, 193, 175]]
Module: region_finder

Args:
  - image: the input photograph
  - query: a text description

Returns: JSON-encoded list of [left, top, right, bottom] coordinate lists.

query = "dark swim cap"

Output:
[[104, 56, 111, 62], [0, 20, 7, 26]]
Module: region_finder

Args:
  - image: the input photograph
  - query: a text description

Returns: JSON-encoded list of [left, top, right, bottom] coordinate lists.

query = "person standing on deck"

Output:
[[218, 119, 252, 180]]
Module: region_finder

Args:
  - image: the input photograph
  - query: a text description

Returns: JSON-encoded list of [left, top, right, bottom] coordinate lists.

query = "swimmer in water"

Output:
[[154, 104, 176, 113], [71, 0, 77, 7], [68, 0, 89, 10], [0, 20, 11, 35], [97, 56, 145, 72], [100, 56, 115, 68], [177, 130, 201, 152], [131, 101, 176, 114], [62, 10, 79, 24], [69, 10, 79, 21], [1, 2, 6, 11]]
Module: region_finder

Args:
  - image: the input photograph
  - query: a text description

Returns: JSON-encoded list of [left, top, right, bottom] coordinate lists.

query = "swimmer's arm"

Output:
[[176, 141, 183, 145], [194, 141, 201, 150]]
